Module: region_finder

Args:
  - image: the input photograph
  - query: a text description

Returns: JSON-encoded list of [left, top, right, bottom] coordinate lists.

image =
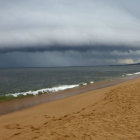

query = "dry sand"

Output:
[[0, 78, 140, 140]]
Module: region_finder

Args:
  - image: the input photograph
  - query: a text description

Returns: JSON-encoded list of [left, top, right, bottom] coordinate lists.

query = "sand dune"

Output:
[[0, 78, 140, 140]]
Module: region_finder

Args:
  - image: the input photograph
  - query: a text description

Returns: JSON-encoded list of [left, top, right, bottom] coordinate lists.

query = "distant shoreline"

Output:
[[0, 62, 139, 69], [0, 74, 139, 116]]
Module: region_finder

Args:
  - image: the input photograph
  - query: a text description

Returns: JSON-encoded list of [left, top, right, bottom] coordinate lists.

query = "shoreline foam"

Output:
[[125, 71, 140, 76], [6, 81, 95, 97]]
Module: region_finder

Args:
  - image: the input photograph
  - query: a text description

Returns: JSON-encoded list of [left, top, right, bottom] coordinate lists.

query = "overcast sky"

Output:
[[0, 0, 140, 67]]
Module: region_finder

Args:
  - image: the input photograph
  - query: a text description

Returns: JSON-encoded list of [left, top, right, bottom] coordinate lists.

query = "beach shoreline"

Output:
[[0, 74, 139, 116], [0, 75, 140, 139]]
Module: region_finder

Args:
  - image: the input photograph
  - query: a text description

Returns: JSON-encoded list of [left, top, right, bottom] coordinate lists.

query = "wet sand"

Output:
[[0, 76, 140, 139], [0, 75, 137, 115]]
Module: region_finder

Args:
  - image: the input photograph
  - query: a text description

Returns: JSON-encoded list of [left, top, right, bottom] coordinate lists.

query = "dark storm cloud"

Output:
[[0, 49, 140, 67], [0, 44, 140, 54], [0, 0, 140, 66]]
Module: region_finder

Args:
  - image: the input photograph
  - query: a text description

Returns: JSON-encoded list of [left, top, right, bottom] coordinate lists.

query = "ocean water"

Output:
[[0, 65, 140, 96]]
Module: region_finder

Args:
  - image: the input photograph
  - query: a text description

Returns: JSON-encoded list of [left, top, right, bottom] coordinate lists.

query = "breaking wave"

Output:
[[125, 72, 140, 76], [7, 81, 94, 97]]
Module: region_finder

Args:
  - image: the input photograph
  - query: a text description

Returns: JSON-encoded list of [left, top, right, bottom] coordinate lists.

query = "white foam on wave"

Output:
[[126, 72, 140, 76], [82, 83, 87, 86], [80, 81, 94, 86], [7, 80, 95, 97], [9, 84, 79, 97]]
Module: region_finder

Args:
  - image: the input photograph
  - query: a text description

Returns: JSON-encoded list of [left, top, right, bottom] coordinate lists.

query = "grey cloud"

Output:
[[0, 0, 140, 67], [0, 0, 140, 49], [0, 44, 140, 54]]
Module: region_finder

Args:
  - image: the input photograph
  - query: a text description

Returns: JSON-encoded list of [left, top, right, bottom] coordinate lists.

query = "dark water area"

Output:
[[0, 65, 140, 95]]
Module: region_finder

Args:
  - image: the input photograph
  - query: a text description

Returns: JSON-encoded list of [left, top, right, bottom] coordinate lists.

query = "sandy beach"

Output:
[[0, 77, 140, 140]]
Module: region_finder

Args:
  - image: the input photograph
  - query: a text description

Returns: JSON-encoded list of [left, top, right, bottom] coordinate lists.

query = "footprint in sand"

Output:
[[32, 136, 39, 139], [30, 125, 40, 131], [13, 132, 21, 136], [43, 122, 48, 125], [44, 115, 50, 118], [81, 107, 86, 111], [62, 115, 68, 118], [4, 124, 21, 130]]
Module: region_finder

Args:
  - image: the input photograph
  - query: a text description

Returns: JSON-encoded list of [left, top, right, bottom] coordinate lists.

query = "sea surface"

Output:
[[0, 65, 140, 96]]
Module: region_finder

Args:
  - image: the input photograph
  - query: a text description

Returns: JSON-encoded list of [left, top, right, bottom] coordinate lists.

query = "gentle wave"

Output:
[[8, 81, 94, 97], [80, 81, 94, 86], [126, 72, 140, 76], [9, 85, 79, 97]]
